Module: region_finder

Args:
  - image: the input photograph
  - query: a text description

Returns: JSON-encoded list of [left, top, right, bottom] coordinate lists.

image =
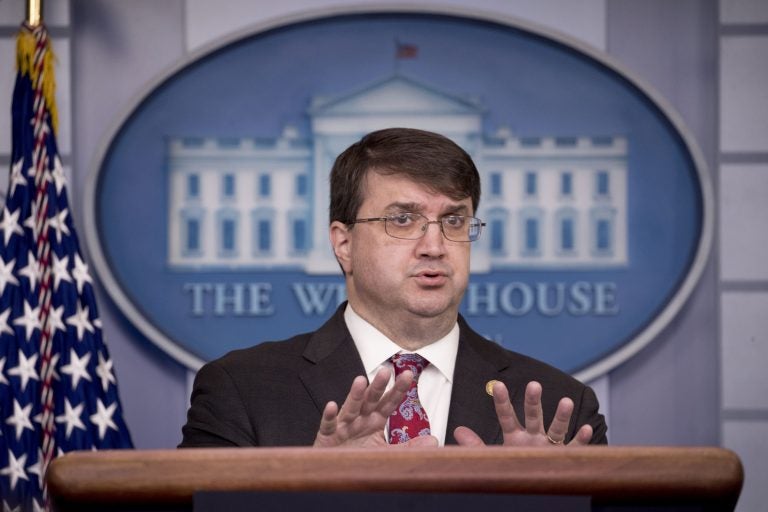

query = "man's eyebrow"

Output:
[[443, 204, 470, 215], [382, 202, 471, 215], [383, 202, 422, 213]]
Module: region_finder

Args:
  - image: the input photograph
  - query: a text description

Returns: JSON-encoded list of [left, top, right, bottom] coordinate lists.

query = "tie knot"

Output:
[[390, 353, 429, 378]]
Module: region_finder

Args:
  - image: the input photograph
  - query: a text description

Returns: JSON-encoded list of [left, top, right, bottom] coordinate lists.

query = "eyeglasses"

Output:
[[349, 212, 486, 242]]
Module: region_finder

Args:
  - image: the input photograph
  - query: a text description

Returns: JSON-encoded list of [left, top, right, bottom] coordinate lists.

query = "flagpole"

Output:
[[26, 0, 42, 26]]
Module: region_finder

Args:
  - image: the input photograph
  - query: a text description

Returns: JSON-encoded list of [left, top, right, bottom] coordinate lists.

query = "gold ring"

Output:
[[546, 433, 563, 445]]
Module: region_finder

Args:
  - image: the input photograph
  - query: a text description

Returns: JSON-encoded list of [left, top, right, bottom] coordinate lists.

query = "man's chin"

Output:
[[405, 298, 459, 320]]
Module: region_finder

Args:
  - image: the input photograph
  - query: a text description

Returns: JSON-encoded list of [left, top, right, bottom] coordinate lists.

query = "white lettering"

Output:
[[500, 282, 534, 316], [183, 282, 274, 317], [466, 282, 498, 315], [184, 283, 211, 316], [466, 281, 619, 317], [291, 282, 346, 315], [594, 282, 619, 315]]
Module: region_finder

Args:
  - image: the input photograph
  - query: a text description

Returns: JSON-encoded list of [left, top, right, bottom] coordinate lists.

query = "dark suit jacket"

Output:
[[180, 304, 607, 447]]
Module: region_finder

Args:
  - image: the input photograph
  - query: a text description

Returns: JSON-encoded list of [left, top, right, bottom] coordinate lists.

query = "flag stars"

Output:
[[3, 27, 132, 506], [0, 257, 20, 295], [31, 497, 45, 512], [22, 206, 38, 240], [18, 251, 40, 291], [5, 500, 23, 512], [4, 501, 23, 512], [90, 399, 118, 440], [47, 304, 67, 337], [9, 158, 28, 196], [55, 398, 86, 439], [96, 352, 116, 392], [7, 350, 39, 392], [0, 310, 14, 337], [0, 357, 8, 385], [47, 208, 71, 244], [0, 207, 24, 246], [0, 450, 29, 491], [66, 301, 95, 341], [12, 300, 42, 341], [52, 253, 72, 291], [26, 449, 45, 491], [48, 352, 61, 382], [72, 253, 93, 294], [60, 348, 92, 389], [51, 155, 67, 195], [5, 399, 34, 440]]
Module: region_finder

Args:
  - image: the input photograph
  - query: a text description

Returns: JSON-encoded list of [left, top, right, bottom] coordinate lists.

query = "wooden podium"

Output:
[[47, 446, 743, 511]]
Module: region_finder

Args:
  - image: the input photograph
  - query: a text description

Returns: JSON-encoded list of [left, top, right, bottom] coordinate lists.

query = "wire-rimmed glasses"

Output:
[[349, 212, 485, 242]]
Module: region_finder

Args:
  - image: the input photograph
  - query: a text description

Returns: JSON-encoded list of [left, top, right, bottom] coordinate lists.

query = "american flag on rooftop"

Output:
[[0, 23, 133, 511]]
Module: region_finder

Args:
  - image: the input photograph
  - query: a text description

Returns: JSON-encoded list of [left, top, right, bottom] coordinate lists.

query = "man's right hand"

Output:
[[313, 367, 438, 448]]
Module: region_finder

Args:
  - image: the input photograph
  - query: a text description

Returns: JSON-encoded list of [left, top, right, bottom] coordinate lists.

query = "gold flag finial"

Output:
[[27, 0, 43, 27]]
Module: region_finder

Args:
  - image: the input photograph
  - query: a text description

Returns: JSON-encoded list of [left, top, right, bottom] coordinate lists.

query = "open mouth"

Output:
[[415, 270, 448, 286]]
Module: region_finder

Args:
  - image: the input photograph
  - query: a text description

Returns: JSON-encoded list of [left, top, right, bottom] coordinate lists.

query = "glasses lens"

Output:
[[385, 213, 423, 240], [467, 218, 482, 241], [441, 215, 467, 241], [383, 214, 483, 242]]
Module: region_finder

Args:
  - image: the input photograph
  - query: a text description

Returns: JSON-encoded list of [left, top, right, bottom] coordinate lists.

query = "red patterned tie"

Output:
[[389, 353, 431, 444]]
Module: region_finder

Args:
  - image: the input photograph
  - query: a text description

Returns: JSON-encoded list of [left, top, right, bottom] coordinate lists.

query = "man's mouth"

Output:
[[414, 269, 449, 286]]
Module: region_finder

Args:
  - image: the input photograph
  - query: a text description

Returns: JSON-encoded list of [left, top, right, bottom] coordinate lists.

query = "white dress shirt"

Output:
[[344, 304, 459, 446]]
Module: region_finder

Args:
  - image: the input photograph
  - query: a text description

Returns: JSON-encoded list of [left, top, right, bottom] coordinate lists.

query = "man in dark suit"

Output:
[[180, 128, 607, 448]]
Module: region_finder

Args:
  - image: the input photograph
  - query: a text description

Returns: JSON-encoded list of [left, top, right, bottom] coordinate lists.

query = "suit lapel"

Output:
[[445, 329, 506, 445], [299, 306, 367, 413]]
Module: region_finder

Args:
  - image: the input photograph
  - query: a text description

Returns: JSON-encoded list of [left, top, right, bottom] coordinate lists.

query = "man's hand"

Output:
[[454, 380, 593, 447], [313, 367, 438, 448]]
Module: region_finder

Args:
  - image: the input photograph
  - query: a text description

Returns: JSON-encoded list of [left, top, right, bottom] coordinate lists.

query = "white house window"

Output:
[[561, 217, 574, 251], [520, 207, 543, 256], [293, 219, 307, 252], [524, 171, 537, 197], [216, 209, 239, 258], [491, 219, 504, 253], [560, 172, 573, 197], [180, 207, 204, 257], [595, 170, 610, 198], [525, 218, 538, 252], [222, 173, 236, 199], [258, 220, 271, 252], [596, 219, 610, 250], [259, 174, 271, 198], [556, 208, 578, 254], [251, 209, 275, 256], [187, 218, 200, 252], [287, 209, 310, 254], [296, 174, 308, 198], [590, 207, 615, 256], [487, 208, 509, 256], [490, 172, 502, 197], [186, 174, 200, 200]]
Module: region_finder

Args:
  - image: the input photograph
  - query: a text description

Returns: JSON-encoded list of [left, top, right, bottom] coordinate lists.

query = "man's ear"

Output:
[[329, 221, 353, 274]]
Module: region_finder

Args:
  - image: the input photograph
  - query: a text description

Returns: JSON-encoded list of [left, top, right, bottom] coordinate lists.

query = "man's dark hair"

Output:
[[329, 128, 481, 224]]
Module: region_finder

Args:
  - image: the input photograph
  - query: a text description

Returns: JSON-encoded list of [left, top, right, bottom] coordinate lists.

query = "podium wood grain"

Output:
[[47, 446, 743, 511]]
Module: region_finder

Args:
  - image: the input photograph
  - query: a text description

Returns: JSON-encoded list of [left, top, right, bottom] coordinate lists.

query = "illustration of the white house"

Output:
[[166, 75, 627, 274]]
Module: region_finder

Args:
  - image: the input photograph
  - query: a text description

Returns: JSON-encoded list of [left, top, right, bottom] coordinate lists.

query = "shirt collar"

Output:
[[344, 303, 458, 382]]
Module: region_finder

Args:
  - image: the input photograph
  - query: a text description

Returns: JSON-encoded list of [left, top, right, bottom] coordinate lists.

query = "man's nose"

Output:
[[416, 221, 447, 254]]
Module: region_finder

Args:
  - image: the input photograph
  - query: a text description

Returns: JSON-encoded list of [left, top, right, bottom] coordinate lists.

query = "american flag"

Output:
[[0, 23, 133, 511]]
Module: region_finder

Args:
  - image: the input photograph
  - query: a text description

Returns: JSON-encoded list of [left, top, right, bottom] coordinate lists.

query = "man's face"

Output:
[[331, 171, 472, 334]]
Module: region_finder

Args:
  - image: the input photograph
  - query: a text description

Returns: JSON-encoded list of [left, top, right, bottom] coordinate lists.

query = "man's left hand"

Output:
[[453, 380, 593, 446]]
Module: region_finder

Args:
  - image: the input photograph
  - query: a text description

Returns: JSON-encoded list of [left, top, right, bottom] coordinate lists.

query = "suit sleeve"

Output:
[[178, 360, 258, 447], [574, 384, 608, 445]]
